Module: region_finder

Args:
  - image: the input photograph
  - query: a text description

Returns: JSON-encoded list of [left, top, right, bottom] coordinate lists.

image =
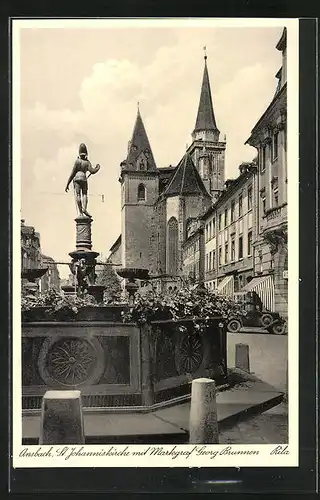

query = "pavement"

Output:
[[219, 401, 288, 444], [227, 331, 288, 392], [22, 369, 285, 444]]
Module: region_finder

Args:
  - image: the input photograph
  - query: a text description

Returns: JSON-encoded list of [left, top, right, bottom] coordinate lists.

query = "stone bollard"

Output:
[[189, 378, 219, 444], [40, 390, 85, 445], [235, 343, 250, 373]]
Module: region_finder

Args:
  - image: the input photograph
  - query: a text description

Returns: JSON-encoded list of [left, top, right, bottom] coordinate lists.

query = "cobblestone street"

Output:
[[219, 402, 288, 444]]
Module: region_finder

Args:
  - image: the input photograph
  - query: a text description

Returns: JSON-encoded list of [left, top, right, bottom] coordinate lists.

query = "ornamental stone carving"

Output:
[[263, 228, 287, 255], [174, 333, 203, 375], [38, 336, 105, 388]]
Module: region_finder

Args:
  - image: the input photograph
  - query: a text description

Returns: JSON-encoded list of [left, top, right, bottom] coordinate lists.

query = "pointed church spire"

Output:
[[193, 52, 219, 137], [122, 107, 157, 172]]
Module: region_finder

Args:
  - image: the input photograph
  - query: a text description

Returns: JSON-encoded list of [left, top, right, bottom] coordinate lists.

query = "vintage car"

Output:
[[227, 290, 287, 335]]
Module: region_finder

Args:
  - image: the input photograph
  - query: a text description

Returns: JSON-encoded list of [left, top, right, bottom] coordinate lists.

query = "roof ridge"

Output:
[[180, 155, 187, 195]]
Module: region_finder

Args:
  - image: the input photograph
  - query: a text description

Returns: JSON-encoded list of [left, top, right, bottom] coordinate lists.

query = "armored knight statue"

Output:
[[65, 143, 101, 218]]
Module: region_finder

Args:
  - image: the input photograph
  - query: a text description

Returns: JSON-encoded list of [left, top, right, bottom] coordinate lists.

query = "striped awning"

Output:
[[242, 275, 275, 312], [216, 275, 234, 297]]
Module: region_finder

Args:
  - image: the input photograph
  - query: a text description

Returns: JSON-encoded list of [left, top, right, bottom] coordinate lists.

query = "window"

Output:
[[261, 194, 266, 213], [167, 217, 178, 275], [137, 183, 146, 201], [248, 231, 253, 256], [212, 250, 216, 270], [218, 247, 222, 266], [212, 217, 216, 234], [239, 194, 243, 216], [231, 200, 235, 222], [272, 132, 279, 160], [238, 275, 243, 289], [273, 187, 279, 207], [209, 251, 212, 270], [261, 145, 266, 172], [238, 236, 243, 259], [209, 221, 212, 240], [225, 242, 228, 264], [231, 237, 235, 261], [248, 186, 252, 210], [258, 250, 263, 273], [205, 224, 208, 242], [224, 208, 228, 227], [218, 214, 222, 231], [206, 254, 209, 271]]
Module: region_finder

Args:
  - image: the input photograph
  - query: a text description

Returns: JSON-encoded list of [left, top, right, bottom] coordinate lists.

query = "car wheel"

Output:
[[227, 319, 242, 333], [272, 322, 286, 335], [260, 313, 274, 328]]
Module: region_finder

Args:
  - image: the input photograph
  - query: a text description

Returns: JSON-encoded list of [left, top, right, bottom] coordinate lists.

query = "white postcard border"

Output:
[[12, 17, 299, 468]]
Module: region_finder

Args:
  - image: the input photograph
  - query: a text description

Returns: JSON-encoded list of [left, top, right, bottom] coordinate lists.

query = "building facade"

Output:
[[40, 255, 61, 292], [201, 162, 257, 295], [21, 219, 42, 270], [181, 219, 205, 285], [246, 28, 288, 319], [21, 219, 60, 291]]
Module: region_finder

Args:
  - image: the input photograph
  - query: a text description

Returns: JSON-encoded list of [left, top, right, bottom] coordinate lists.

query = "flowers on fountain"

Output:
[[21, 284, 246, 328], [21, 288, 98, 316], [121, 286, 246, 331]]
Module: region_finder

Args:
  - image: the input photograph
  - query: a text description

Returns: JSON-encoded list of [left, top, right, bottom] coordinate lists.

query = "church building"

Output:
[[111, 54, 226, 290]]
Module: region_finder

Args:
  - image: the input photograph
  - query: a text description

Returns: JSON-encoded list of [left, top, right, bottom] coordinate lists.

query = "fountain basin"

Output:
[[21, 268, 48, 282], [116, 268, 150, 280], [21, 314, 227, 411]]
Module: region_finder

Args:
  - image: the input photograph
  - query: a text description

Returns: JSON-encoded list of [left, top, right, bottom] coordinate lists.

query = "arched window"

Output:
[[137, 183, 146, 201], [167, 217, 178, 276]]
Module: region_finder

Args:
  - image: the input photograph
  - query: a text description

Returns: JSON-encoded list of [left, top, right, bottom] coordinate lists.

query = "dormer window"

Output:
[[138, 183, 146, 201]]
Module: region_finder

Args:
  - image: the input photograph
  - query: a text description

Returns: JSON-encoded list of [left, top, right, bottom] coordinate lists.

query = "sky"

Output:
[[17, 21, 284, 279]]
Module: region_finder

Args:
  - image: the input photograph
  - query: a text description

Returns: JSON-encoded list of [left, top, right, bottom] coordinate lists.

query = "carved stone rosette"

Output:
[[174, 332, 204, 375], [38, 336, 105, 388]]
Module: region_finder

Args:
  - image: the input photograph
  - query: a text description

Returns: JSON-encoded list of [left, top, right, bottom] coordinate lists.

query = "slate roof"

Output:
[[122, 109, 157, 172], [163, 153, 210, 198], [193, 58, 219, 134], [158, 166, 177, 194]]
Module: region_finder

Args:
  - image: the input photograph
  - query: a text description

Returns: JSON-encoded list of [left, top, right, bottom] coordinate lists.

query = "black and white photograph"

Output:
[[12, 18, 299, 468]]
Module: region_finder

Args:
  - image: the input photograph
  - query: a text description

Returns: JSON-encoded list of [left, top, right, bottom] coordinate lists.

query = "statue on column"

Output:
[[65, 143, 101, 218]]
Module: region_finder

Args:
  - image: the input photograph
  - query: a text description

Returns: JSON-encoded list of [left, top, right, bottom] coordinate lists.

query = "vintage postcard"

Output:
[[12, 17, 299, 468]]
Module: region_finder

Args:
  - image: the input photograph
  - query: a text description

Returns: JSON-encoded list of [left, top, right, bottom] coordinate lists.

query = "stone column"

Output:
[[40, 390, 85, 445], [235, 343, 250, 372], [75, 215, 92, 250], [189, 378, 219, 444]]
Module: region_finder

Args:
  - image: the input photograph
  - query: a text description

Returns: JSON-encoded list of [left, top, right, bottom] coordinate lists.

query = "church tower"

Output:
[[187, 52, 226, 202], [119, 108, 159, 273]]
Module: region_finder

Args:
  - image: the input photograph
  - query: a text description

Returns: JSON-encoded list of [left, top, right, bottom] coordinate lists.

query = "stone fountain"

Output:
[[21, 267, 48, 295], [116, 267, 150, 304], [20, 143, 228, 429]]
